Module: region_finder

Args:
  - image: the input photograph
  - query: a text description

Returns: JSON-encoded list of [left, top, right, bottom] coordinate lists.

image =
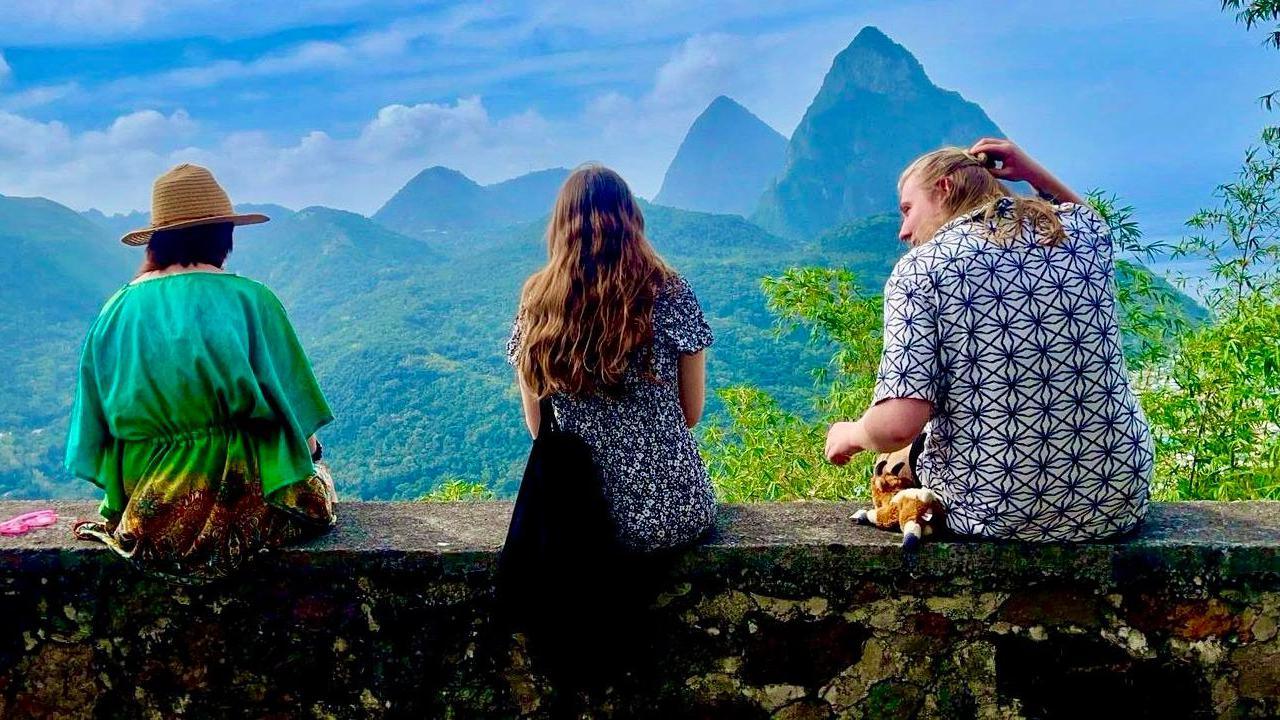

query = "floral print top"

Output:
[[507, 274, 716, 551]]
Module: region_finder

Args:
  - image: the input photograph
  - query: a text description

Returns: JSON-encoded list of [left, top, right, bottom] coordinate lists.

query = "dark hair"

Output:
[[139, 222, 234, 274]]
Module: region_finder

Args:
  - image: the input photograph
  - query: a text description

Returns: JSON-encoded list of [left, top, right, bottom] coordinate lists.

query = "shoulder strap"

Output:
[[538, 395, 558, 435]]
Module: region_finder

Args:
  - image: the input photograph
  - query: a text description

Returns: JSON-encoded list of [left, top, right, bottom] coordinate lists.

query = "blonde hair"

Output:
[[516, 164, 673, 397], [898, 147, 1066, 246]]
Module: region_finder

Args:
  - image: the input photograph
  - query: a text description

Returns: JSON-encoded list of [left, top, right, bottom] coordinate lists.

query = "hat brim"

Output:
[[120, 213, 270, 246]]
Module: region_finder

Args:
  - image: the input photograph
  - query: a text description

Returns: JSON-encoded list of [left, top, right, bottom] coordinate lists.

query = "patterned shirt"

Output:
[[873, 198, 1153, 541], [507, 274, 717, 552]]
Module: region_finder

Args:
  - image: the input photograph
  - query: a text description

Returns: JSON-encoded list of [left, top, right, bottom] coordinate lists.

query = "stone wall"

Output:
[[1, 500, 1278, 719]]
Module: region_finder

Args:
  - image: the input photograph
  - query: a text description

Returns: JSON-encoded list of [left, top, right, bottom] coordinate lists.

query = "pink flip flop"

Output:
[[0, 509, 59, 536]]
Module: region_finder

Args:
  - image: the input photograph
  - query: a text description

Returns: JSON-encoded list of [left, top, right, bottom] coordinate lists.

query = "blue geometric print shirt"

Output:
[[873, 198, 1153, 541]]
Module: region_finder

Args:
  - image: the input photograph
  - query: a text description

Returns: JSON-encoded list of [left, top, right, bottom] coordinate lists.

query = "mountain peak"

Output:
[[374, 166, 570, 238], [705, 94, 739, 111], [697, 95, 758, 124], [849, 25, 895, 50], [827, 26, 929, 94], [408, 166, 481, 186], [752, 27, 1005, 239], [654, 96, 786, 217]]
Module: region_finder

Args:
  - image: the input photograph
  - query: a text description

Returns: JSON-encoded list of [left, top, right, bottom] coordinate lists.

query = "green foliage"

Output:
[[1085, 192, 1199, 368], [1141, 294, 1280, 499], [760, 268, 882, 414], [1222, 0, 1280, 108], [1135, 129, 1280, 499], [1177, 136, 1280, 311], [703, 266, 883, 502], [702, 386, 866, 501], [419, 478, 496, 502]]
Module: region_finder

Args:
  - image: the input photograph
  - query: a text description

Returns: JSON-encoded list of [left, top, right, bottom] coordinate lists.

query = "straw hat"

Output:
[[121, 163, 268, 246]]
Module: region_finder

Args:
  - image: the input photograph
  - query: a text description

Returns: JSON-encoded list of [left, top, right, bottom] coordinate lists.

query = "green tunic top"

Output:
[[65, 272, 332, 519]]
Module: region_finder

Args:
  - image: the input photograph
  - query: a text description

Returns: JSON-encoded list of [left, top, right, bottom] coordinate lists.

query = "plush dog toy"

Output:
[[851, 439, 944, 551]]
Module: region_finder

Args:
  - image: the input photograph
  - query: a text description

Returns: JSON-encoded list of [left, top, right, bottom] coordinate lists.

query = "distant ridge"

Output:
[[81, 204, 297, 239], [373, 166, 571, 238]]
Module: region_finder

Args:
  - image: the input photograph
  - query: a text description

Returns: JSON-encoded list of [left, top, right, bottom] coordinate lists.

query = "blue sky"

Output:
[[0, 0, 1275, 249]]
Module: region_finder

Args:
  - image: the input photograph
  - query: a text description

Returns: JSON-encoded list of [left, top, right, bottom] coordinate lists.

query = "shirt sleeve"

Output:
[[656, 274, 714, 355], [251, 288, 333, 495], [254, 291, 333, 438], [1066, 201, 1116, 260], [873, 261, 941, 406], [63, 331, 106, 472]]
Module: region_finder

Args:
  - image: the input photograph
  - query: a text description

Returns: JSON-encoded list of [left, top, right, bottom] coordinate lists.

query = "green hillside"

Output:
[[0, 194, 135, 500], [10, 195, 900, 501], [0, 188, 1210, 502]]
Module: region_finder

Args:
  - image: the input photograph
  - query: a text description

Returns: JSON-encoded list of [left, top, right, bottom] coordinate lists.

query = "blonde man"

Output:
[[826, 139, 1152, 542]]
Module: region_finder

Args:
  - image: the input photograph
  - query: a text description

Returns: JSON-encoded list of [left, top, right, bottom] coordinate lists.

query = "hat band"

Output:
[[148, 209, 237, 230]]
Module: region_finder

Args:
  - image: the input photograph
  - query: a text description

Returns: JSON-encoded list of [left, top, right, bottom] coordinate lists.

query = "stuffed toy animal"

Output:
[[851, 440, 944, 551]]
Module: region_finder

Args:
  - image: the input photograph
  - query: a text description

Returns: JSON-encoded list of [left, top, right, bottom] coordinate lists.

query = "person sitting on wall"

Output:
[[824, 139, 1154, 541], [506, 163, 717, 553], [66, 163, 337, 581]]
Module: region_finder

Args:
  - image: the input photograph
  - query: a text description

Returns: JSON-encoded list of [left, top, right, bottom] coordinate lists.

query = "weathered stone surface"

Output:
[[0, 500, 1278, 718]]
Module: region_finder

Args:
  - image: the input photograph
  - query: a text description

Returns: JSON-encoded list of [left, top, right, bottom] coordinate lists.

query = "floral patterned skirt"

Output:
[[73, 462, 337, 583]]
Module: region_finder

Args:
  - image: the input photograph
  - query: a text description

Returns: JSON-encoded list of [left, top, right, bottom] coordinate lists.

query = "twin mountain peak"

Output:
[[362, 26, 1007, 244], [74, 26, 1004, 247]]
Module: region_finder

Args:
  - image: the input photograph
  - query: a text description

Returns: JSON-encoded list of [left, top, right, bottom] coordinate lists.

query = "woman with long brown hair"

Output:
[[825, 139, 1153, 542], [506, 164, 716, 552]]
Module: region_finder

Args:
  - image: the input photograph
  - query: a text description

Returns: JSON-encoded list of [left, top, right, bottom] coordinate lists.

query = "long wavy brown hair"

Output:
[[516, 164, 673, 397], [899, 147, 1066, 246]]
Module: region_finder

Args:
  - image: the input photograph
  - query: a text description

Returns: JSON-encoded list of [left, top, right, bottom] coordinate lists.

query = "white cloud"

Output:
[[650, 34, 746, 108], [357, 96, 493, 160], [0, 99, 566, 214], [0, 17, 871, 210], [0, 82, 80, 111], [0, 1, 431, 45], [3, 1, 158, 36], [0, 52, 11, 85], [0, 24, 819, 212], [119, 40, 353, 93], [0, 112, 73, 162], [81, 108, 196, 150], [0, 108, 200, 210], [74, 6, 502, 98], [571, 33, 788, 197]]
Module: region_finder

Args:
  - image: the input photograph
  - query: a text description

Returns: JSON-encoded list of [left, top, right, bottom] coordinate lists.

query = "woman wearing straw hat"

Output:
[[65, 163, 337, 582]]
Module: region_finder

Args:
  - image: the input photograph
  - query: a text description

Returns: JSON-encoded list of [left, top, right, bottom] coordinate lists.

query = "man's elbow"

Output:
[[875, 428, 919, 452], [865, 419, 925, 452]]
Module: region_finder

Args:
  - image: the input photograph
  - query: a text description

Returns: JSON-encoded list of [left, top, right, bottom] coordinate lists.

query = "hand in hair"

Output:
[[968, 138, 1083, 205]]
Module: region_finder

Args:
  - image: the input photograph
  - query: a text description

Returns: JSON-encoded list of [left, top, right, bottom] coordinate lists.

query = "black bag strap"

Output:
[[538, 395, 558, 435]]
